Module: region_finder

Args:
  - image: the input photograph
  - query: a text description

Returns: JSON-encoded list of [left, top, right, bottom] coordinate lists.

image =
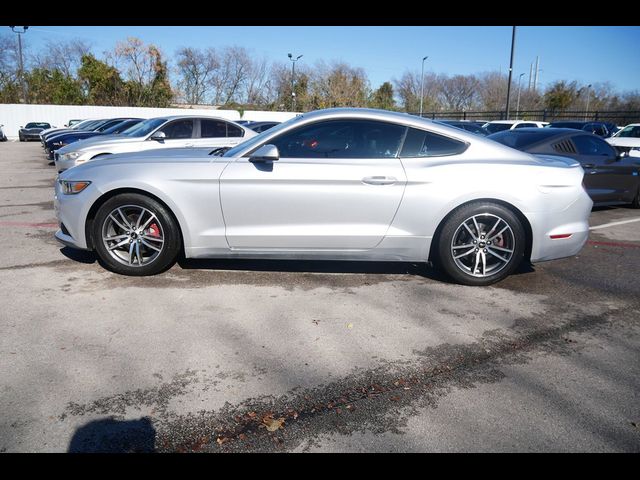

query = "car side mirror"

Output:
[[249, 144, 280, 163], [20, 126, 23, 128], [150, 131, 166, 141]]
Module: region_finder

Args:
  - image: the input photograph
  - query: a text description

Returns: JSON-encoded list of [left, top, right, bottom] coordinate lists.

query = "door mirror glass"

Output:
[[249, 144, 280, 162]]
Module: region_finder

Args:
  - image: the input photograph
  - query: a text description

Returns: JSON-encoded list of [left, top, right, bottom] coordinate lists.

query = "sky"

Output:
[[15, 26, 640, 93]]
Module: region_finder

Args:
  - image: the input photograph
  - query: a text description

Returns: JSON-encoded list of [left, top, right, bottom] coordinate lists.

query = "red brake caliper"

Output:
[[146, 223, 160, 237]]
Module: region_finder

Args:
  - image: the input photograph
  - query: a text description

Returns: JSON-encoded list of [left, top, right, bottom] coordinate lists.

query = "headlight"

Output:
[[59, 180, 91, 195], [61, 151, 81, 161]]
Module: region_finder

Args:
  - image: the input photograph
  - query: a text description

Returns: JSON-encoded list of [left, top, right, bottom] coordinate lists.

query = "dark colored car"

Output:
[[247, 121, 280, 133], [489, 128, 640, 207], [435, 120, 489, 136], [45, 118, 143, 159], [41, 119, 105, 146], [19, 122, 52, 141], [546, 121, 617, 138]]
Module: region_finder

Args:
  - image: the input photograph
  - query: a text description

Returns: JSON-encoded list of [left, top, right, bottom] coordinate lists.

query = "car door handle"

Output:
[[583, 163, 595, 169], [185, 143, 195, 147], [362, 176, 397, 185]]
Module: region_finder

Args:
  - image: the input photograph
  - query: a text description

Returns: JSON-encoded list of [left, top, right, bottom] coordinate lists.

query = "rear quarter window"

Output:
[[400, 128, 468, 157]]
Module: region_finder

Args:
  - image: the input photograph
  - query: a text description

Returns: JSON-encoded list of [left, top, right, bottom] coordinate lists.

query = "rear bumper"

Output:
[[529, 189, 593, 262]]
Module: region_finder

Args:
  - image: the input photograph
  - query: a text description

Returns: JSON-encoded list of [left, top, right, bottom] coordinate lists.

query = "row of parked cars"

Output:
[[30, 116, 279, 171]]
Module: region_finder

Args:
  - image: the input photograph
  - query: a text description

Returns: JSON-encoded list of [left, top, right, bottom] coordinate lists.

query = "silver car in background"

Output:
[[54, 108, 592, 286], [54, 115, 257, 172]]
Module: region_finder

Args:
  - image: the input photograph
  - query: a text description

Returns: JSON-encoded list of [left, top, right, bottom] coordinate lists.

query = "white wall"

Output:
[[0, 104, 297, 139]]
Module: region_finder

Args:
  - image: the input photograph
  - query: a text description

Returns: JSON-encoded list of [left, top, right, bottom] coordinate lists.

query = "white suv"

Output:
[[483, 120, 549, 134]]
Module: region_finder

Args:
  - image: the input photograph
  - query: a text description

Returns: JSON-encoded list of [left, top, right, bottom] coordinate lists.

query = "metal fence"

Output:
[[411, 110, 640, 125]]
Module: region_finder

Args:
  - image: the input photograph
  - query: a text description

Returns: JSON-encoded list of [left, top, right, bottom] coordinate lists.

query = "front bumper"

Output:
[[54, 182, 94, 250]]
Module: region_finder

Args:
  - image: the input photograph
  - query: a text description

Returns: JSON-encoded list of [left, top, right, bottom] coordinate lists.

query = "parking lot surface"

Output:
[[0, 141, 639, 452]]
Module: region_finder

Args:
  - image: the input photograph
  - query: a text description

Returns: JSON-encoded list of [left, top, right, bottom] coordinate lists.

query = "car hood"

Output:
[[56, 135, 140, 154], [60, 148, 219, 178]]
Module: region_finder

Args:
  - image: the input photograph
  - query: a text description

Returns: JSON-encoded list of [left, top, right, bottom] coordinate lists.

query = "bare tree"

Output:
[[394, 70, 440, 112], [438, 74, 479, 111], [31, 39, 92, 77], [175, 47, 218, 104], [309, 61, 369, 109]]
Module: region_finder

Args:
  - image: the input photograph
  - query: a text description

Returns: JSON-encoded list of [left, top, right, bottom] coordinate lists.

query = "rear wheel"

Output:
[[436, 202, 526, 286], [631, 187, 640, 209], [92, 193, 181, 276]]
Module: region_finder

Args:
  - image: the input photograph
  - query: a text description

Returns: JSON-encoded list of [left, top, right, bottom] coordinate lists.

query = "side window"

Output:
[[514, 123, 534, 128], [400, 128, 468, 157], [572, 135, 616, 156], [269, 120, 406, 159], [200, 120, 227, 138], [227, 123, 244, 137], [160, 120, 194, 139]]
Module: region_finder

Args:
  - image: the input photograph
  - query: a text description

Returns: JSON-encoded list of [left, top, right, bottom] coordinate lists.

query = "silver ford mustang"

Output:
[[54, 108, 592, 286]]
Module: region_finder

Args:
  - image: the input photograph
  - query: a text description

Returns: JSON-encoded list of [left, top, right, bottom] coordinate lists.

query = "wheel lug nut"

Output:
[[483, 249, 487, 252]]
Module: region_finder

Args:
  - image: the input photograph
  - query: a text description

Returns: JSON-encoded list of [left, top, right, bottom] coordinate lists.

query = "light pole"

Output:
[[9, 26, 29, 103], [516, 73, 525, 119], [288, 53, 303, 112], [419, 55, 428, 117], [584, 84, 592, 121], [505, 26, 516, 120]]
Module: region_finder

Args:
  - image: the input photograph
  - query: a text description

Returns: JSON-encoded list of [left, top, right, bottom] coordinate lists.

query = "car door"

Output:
[[219, 119, 408, 250], [142, 118, 196, 151], [572, 134, 637, 203], [190, 119, 248, 149]]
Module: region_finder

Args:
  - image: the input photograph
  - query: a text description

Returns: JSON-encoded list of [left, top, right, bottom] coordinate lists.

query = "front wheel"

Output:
[[631, 187, 640, 209], [92, 193, 181, 276], [436, 202, 526, 286]]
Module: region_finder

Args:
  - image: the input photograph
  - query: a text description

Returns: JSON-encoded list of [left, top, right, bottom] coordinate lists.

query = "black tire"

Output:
[[631, 187, 640, 209], [19, 134, 24, 142], [436, 201, 526, 286], [92, 193, 181, 276]]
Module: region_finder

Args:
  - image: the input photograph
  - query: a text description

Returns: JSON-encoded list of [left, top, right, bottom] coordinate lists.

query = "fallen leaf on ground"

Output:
[[262, 415, 285, 432]]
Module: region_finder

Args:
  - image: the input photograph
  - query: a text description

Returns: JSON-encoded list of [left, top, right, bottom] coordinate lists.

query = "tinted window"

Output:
[[102, 120, 142, 135], [488, 130, 554, 150], [25, 122, 50, 129], [401, 128, 468, 157], [160, 120, 194, 139], [514, 123, 537, 129], [618, 126, 640, 138], [201, 120, 227, 138], [572, 135, 616, 156], [484, 123, 512, 134], [270, 120, 406, 159], [227, 123, 243, 137]]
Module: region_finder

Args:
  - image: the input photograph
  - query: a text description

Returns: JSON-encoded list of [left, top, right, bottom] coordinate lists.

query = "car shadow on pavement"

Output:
[[178, 258, 534, 282], [68, 417, 155, 453], [59, 247, 97, 264]]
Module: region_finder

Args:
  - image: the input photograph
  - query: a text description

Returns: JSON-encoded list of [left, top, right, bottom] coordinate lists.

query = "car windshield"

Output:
[[25, 122, 50, 129], [488, 130, 554, 149], [484, 123, 512, 134], [616, 126, 640, 138], [222, 116, 303, 157], [121, 118, 168, 137], [101, 120, 143, 135]]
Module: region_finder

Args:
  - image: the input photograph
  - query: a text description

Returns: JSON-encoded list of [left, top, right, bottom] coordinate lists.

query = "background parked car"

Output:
[[45, 118, 143, 159], [0, 124, 6, 142], [606, 123, 640, 157], [54, 116, 257, 172], [488, 127, 640, 208], [65, 119, 84, 127], [483, 120, 548, 134], [41, 119, 102, 145], [435, 120, 489, 136], [19, 122, 52, 141], [247, 121, 280, 133], [546, 120, 617, 138]]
